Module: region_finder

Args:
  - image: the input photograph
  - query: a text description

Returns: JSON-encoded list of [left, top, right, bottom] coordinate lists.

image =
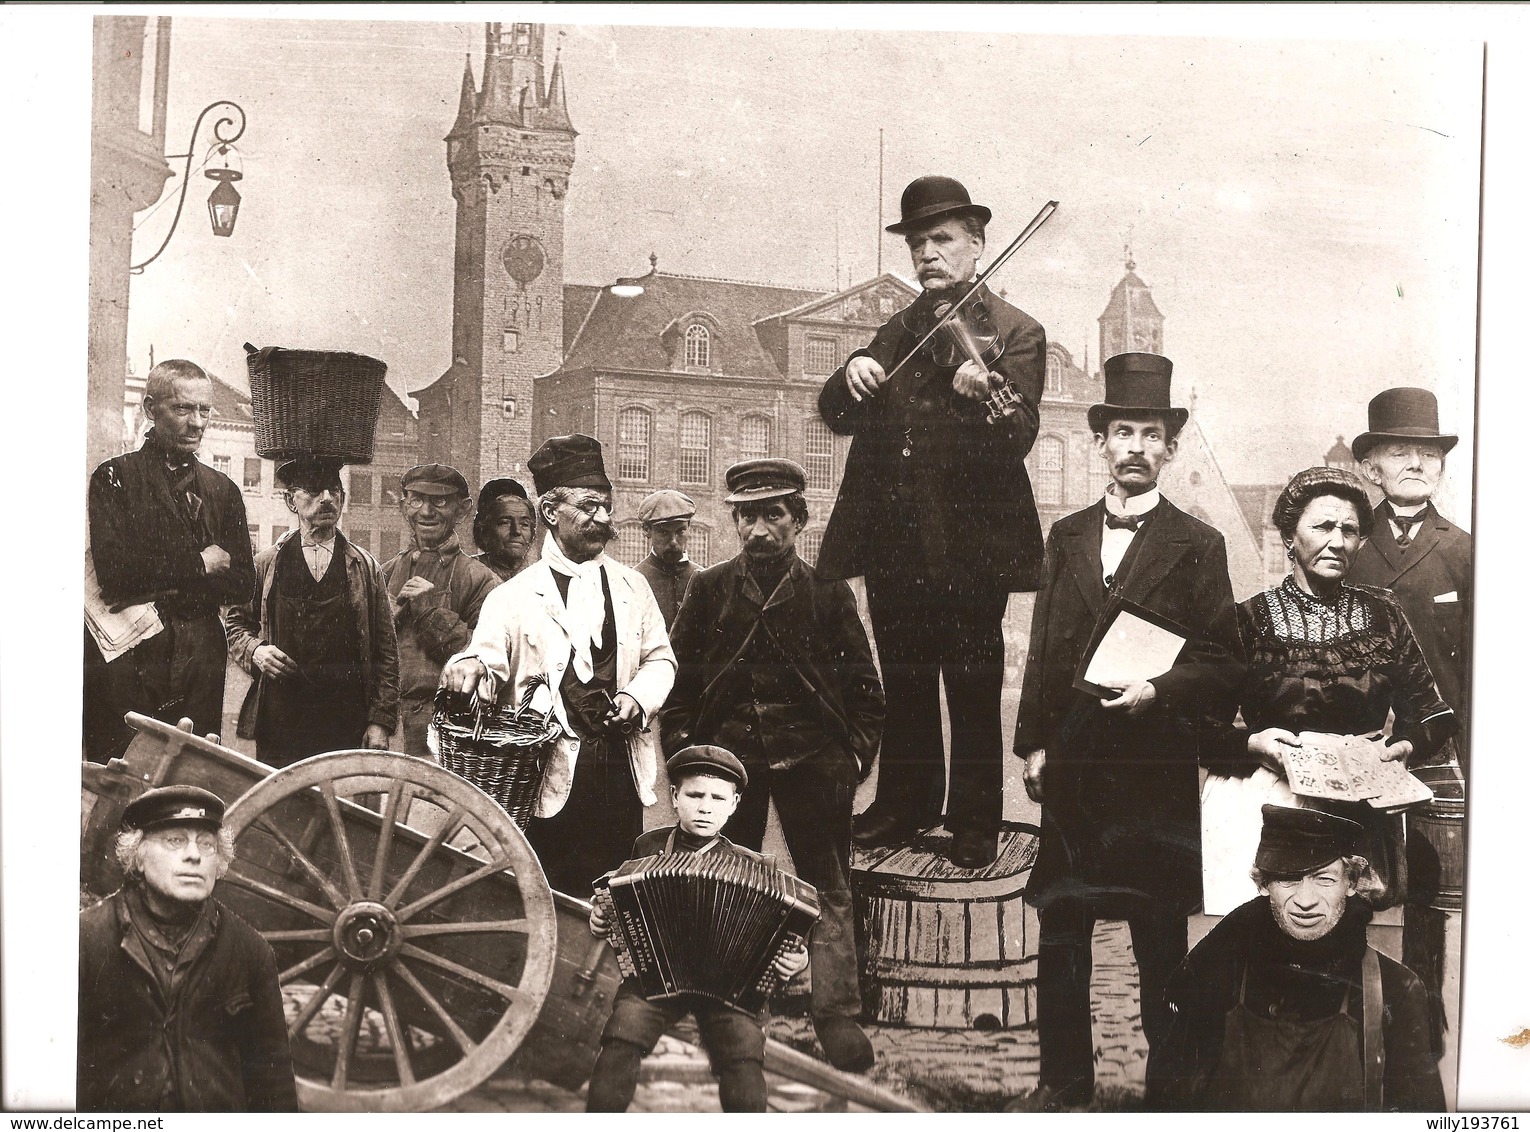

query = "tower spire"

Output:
[[447, 55, 477, 140], [542, 36, 573, 131]]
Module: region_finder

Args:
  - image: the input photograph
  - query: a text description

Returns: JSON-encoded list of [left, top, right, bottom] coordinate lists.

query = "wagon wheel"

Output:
[[222, 751, 556, 1112]]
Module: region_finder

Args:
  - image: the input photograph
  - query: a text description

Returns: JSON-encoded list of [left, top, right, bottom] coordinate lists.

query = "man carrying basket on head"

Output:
[[441, 435, 676, 895]]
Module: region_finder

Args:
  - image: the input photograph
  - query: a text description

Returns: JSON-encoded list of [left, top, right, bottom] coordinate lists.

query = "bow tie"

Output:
[[1105, 511, 1147, 532]]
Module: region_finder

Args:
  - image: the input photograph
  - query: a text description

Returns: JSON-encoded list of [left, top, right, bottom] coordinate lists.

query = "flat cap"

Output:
[[666, 745, 748, 789], [724, 458, 807, 504], [401, 463, 470, 498], [1254, 804, 1364, 877], [122, 785, 226, 832], [529, 434, 612, 494], [275, 455, 345, 492], [638, 489, 696, 525]]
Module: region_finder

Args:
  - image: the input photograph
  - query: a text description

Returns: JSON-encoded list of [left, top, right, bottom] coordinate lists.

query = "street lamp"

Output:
[[131, 100, 247, 273]]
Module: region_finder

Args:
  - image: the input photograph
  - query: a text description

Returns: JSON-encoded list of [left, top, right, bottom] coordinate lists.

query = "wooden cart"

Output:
[[80, 714, 920, 1113]]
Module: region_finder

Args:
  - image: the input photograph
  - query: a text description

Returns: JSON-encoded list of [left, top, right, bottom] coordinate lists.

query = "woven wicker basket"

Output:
[[429, 679, 562, 827], [244, 342, 388, 463]]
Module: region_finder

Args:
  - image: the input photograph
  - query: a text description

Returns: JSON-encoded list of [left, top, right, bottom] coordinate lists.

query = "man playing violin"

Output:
[[817, 175, 1047, 868]]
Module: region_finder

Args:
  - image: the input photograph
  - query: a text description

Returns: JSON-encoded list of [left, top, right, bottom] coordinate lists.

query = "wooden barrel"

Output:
[[852, 823, 1041, 1029], [1406, 764, 1466, 911]]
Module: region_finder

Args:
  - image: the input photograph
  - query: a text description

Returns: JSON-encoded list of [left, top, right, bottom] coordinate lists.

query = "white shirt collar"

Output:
[[1390, 501, 1428, 519], [301, 531, 338, 551], [1103, 485, 1161, 518]]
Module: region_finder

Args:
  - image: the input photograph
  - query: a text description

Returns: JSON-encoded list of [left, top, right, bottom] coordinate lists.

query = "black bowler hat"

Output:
[[667, 745, 749, 790], [400, 463, 471, 498], [885, 175, 993, 234], [529, 434, 612, 494], [1254, 805, 1364, 877], [122, 785, 226, 832], [476, 476, 531, 515], [1351, 387, 1459, 462], [1088, 352, 1188, 435], [275, 455, 345, 492], [724, 458, 807, 504]]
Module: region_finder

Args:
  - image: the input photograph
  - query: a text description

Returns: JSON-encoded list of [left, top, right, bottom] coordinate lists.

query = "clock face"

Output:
[[502, 235, 546, 285]]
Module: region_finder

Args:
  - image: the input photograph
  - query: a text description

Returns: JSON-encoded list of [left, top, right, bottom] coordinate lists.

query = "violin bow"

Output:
[[883, 199, 1060, 385]]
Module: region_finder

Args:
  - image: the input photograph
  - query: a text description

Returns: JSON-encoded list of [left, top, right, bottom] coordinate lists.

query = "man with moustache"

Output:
[[78, 785, 297, 1111], [382, 464, 500, 759], [633, 488, 699, 628], [817, 175, 1047, 868], [472, 477, 538, 582], [226, 457, 398, 767], [85, 359, 258, 761], [1013, 354, 1243, 1111], [441, 436, 676, 895], [661, 460, 885, 1072]]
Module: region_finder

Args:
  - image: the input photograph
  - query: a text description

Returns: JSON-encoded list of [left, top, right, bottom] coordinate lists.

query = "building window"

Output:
[[350, 528, 373, 556], [247, 524, 259, 555], [798, 528, 823, 567], [349, 471, 373, 506], [685, 325, 711, 369], [679, 411, 711, 486], [1045, 353, 1063, 395], [689, 526, 711, 569], [739, 415, 771, 461], [243, 458, 263, 491], [612, 521, 646, 567], [618, 407, 651, 481], [1088, 448, 1112, 500], [805, 335, 838, 375], [1036, 434, 1065, 505], [379, 530, 402, 562], [212, 454, 231, 477], [806, 420, 835, 492]]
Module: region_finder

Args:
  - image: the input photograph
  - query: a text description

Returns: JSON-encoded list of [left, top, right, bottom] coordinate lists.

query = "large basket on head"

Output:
[[428, 677, 562, 827], [244, 342, 388, 464]]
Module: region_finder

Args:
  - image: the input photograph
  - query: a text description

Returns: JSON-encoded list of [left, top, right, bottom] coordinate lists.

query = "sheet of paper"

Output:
[[83, 547, 162, 663], [1283, 732, 1383, 802], [1082, 607, 1187, 690]]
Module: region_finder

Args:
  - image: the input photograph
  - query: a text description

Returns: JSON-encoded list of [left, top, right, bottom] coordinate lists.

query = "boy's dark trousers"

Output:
[[587, 983, 768, 1112]]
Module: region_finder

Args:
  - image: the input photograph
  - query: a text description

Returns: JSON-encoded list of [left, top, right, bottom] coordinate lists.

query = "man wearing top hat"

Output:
[[633, 488, 699, 628], [472, 476, 538, 582], [226, 457, 399, 767], [85, 358, 258, 761], [1013, 353, 1244, 1110], [1348, 388, 1472, 769], [78, 785, 298, 1111], [382, 463, 501, 759], [441, 435, 676, 895], [1148, 806, 1444, 1111], [660, 459, 885, 1072], [817, 175, 1048, 868]]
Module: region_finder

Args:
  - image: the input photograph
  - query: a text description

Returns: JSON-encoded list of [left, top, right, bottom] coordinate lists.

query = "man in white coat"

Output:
[[441, 435, 676, 895]]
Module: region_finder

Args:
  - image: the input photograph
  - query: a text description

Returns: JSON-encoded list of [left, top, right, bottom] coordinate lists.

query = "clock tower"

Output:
[[416, 22, 575, 486], [1097, 251, 1164, 362]]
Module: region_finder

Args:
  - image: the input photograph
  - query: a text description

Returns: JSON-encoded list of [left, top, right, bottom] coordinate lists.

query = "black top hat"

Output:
[[1088, 353, 1188, 435], [666, 744, 749, 789], [724, 459, 807, 503], [885, 175, 993, 234], [1254, 804, 1364, 877], [529, 435, 612, 495], [122, 785, 226, 832], [1351, 387, 1458, 462]]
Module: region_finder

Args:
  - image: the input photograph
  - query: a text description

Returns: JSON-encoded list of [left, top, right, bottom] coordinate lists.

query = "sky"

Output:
[[121, 11, 1482, 500]]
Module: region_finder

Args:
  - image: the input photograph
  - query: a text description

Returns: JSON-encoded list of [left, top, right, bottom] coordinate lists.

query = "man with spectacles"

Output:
[[381, 463, 500, 760], [78, 785, 297, 1111], [226, 457, 399, 766], [442, 435, 676, 895]]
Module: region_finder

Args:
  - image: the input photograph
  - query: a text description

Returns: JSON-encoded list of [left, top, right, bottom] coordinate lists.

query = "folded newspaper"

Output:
[[84, 547, 162, 663], [1282, 732, 1435, 812]]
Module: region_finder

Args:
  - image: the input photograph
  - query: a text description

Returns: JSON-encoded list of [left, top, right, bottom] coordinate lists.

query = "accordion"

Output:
[[594, 851, 820, 1014]]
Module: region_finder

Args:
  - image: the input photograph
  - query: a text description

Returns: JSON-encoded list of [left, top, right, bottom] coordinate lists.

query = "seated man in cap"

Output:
[[472, 476, 538, 582], [1147, 805, 1444, 1112], [816, 175, 1047, 868], [78, 785, 297, 1111], [226, 456, 398, 767], [661, 459, 885, 1072], [585, 745, 809, 1112], [442, 435, 676, 895], [382, 463, 500, 759], [633, 488, 699, 628]]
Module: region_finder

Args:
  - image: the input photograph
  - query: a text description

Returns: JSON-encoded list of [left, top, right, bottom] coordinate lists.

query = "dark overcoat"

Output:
[[1348, 501, 1472, 742], [815, 286, 1046, 593], [1015, 498, 1244, 915], [78, 889, 298, 1112]]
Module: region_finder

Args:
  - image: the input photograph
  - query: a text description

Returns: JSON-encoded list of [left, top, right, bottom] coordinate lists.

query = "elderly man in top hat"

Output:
[[472, 476, 538, 582], [817, 175, 1048, 868], [85, 358, 258, 761], [78, 785, 298, 1112], [1012, 353, 1244, 1110], [226, 457, 399, 767], [661, 459, 885, 1072], [381, 463, 501, 759], [1147, 806, 1444, 1112], [633, 488, 699, 628], [441, 435, 676, 895]]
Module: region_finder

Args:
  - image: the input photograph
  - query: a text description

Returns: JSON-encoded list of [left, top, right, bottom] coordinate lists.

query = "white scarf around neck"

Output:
[[540, 530, 609, 682]]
